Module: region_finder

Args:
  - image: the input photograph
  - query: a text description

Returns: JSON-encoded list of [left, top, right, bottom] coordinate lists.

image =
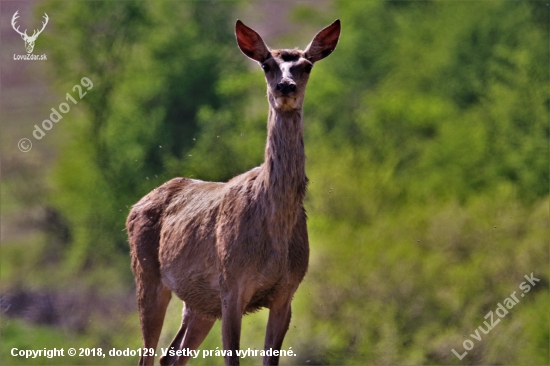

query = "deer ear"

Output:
[[304, 19, 341, 63], [235, 20, 270, 63]]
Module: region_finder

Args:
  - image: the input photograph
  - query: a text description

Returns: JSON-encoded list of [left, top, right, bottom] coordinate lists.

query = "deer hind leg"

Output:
[[160, 304, 215, 366], [135, 273, 172, 366], [263, 295, 293, 366], [159, 304, 189, 366], [131, 237, 171, 365], [128, 203, 171, 365]]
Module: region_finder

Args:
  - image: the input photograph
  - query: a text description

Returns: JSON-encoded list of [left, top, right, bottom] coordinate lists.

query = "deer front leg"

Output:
[[221, 280, 259, 366], [263, 297, 293, 366], [221, 290, 245, 366]]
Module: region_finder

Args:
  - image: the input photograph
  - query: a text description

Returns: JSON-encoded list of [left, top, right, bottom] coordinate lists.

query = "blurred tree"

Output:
[[40, 0, 246, 275], [302, 0, 548, 223]]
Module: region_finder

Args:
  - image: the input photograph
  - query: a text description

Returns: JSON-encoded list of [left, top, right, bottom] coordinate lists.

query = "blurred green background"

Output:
[[1, 0, 548, 365]]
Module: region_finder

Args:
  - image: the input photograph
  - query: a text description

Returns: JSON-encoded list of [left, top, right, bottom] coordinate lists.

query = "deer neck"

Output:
[[257, 104, 307, 231]]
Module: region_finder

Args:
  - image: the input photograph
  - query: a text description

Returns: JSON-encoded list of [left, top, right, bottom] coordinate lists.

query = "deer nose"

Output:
[[276, 81, 296, 95]]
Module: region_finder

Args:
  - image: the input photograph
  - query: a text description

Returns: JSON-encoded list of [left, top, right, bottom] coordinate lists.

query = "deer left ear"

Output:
[[235, 20, 271, 63], [304, 19, 341, 63]]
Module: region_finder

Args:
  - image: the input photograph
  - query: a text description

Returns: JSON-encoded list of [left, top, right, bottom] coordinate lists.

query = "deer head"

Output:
[[11, 11, 49, 54], [236, 19, 341, 111]]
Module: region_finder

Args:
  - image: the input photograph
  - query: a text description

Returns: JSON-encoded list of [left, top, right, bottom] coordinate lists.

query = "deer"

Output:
[[126, 19, 341, 366], [11, 11, 49, 54]]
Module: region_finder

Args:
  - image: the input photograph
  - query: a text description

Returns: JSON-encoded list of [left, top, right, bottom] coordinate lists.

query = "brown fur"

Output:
[[127, 19, 340, 366]]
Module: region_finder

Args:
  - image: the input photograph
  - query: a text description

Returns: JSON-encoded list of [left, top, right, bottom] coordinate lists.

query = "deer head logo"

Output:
[[11, 11, 49, 54]]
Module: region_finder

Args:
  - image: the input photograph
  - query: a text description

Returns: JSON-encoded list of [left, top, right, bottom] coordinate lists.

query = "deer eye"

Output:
[[304, 64, 313, 74], [261, 64, 271, 72]]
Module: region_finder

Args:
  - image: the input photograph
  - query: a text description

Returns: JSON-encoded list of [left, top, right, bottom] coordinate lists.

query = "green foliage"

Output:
[[40, 1, 246, 274], [1, 317, 141, 365], [291, 194, 548, 364], [305, 0, 548, 218], [292, 1, 548, 363]]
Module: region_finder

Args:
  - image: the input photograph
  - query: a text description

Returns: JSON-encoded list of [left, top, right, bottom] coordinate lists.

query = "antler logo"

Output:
[[11, 11, 49, 54]]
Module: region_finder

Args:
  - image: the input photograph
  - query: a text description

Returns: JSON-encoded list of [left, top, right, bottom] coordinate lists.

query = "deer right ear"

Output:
[[235, 20, 270, 63]]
